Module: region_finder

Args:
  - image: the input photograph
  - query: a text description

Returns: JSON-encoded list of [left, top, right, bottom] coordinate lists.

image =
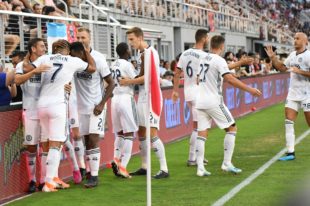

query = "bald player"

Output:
[[265, 32, 310, 161]]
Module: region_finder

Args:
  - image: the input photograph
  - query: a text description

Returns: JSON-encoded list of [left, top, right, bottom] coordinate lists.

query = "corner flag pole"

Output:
[[144, 48, 152, 206]]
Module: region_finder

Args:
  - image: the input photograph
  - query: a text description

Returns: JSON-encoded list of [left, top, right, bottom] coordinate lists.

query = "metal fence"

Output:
[[0, 9, 121, 68]]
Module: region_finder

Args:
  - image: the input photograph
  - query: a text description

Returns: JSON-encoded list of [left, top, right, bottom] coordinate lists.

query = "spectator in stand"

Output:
[[159, 59, 167, 77], [10, 51, 25, 102], [0, 69, 16, 106], [33, 3, 42, 14], [161, 70, 174, 87]]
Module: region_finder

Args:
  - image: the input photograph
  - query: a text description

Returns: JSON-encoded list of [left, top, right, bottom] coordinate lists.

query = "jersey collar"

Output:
[[296, 49, 307, 55]]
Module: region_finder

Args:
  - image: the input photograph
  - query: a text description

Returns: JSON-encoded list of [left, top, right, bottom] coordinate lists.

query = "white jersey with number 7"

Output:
[[33, 54, 89, 108]]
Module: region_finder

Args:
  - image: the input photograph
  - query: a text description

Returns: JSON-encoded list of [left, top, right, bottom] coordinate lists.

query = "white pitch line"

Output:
[[212, 129, 310, 206], [1, 194, 33, 206]]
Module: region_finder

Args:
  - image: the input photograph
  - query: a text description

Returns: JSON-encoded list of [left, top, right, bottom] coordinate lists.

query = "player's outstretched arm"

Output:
[[264, 46, 287, 72], [228, 56, 253, 70], [15, 65, 50, 85], [172, 68, 182, 102], [290, 66, 310, 78], [84, 51, 96, 73], [119, 75, 144, 86], [224, 73, 262, 96]]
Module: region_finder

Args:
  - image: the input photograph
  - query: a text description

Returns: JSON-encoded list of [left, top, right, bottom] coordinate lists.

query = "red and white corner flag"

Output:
[[144, 48, 162, 206]]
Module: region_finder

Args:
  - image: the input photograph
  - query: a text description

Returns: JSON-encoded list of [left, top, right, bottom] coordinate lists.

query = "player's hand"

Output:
[[171, 91, 179, 103], [93, 103, 104, 116], [289, 66, 300, 74], [64, 82, 72, 94], [33, 64, 51, 74], [264, 46, 275, 58], [119, 77, 130, 86], [240, 56, 254, 66], [249, 88, 262, 96]]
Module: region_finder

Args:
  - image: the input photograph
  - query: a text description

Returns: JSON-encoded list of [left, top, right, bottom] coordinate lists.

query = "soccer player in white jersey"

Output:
[[172, 29, 209, 166], [76, 28, 115, 187], [195, 36, 261, 176], [27, 40, 96, 192], [120, 27, 169, 179], [110, 42, 138, 178], [15, 38, 49, 192], [265, 32, 310, 161]]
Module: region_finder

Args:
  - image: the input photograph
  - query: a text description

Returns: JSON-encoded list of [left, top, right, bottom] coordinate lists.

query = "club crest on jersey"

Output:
[[76, 71, 92, 80], [298, 57, 302, 63], [26, 135, 32, 141]]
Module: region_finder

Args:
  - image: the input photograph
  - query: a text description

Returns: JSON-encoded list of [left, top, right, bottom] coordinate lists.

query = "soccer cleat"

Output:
[[28, 180, 36, 193], [73, 170, 82, 184], [42, 182, 58, 192], [197, 169, 211, 177], [153, 170, 169, 179], [84, 175, 98, 188], [221, 164, 242, 174], [279, 153, 295, 161], [80, 168, 86, 179], [53, 177, 70, 189], [118, 166, 132, 179], [187, 158, 209, 166], [111, 159, 120, 177], [129, 168, 147, 176], [187, 160, 197, 166], [38, 183, 45, 191], [85, 172, 91, 180]]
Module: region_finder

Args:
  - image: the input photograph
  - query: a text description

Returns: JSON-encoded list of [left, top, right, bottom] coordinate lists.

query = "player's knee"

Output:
[[198, 130, 208, 137], [85, 134, 99, 149], [226, 124, 237, 133], [150, 127, 158, 138], [26, 145, 37, 153]]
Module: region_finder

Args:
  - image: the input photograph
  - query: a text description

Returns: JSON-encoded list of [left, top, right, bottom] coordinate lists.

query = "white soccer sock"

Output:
[[73, 139, 85, 169], [114, 135, 124, 160], [27, 152, 36, 182], [65, 140, 79, 171], [196, 136, 206, 171], [285, 119, 295, 153], [188, 130, 198, 161], [140, 138, 147, 169], [45, 147, 61, 184], [86, 148, 100, 176], [223, 132, 236, 166], [120, 137, 133, 168], [40, 152, 48, 184], [152, 137, 168, 172]]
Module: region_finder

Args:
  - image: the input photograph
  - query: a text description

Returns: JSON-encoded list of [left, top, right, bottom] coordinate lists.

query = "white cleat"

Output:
[[197, 169, 211, 177], [221, 164, 242, 174]]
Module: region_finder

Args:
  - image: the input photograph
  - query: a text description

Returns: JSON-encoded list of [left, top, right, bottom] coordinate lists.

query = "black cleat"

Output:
[[129, 168, 147, 176], [153, 170, 169, 179], [80, 168, 86, 179], [28, 180, 36, 193], [84, 176, 98, 188], [38, 183, 44, 191], [111, 161, 121, 177], [85, 172, 91, 180]]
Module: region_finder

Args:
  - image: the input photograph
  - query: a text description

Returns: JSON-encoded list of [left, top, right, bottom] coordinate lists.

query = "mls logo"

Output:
[[71, 118, 75, 125]]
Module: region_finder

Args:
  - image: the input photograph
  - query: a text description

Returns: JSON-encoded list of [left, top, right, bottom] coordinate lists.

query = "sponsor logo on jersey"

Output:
[[29, 74, 41, 83], [76, 71, 92, 80]]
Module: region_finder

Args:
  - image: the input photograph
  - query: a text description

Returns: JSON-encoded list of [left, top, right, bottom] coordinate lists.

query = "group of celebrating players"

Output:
[[17, 25, 310, 193]]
